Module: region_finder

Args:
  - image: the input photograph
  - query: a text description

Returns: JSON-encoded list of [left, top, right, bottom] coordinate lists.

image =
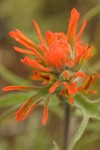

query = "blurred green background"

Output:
[[0, 0, 100, 150]]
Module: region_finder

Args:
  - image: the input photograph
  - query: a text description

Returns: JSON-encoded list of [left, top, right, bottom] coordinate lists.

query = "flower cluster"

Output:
[[3, 8, 95, 125]]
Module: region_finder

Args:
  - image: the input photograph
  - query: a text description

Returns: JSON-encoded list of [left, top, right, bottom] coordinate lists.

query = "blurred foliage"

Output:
[[0, 0, 100, 150]]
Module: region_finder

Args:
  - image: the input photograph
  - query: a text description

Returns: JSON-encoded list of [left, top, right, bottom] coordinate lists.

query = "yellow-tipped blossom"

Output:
[[3, 8, 97, 125]]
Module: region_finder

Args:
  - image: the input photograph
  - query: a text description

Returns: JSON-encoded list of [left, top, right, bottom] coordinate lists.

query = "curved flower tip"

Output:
[[16, 96, 42, 122], [9, 31, 16, 38], [49, 81, 62, 94], [2, 86, 34, 91], [21, 56, 51, 72], [42, 101, 49, 125], [74, 72, 85, 78], [14, 46, 35, 55], [9, 29, 21, 40]]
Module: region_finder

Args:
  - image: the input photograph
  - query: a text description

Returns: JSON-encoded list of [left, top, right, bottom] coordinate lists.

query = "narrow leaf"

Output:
[[68, 115, 89, 150], [0, 64, 31, 85], [0, 92, 33, 107]]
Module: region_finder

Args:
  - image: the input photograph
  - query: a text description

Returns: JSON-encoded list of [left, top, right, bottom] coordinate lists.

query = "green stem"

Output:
[[79, 4, 100, 25], [68, 114, 89, 150], [57, 95, 71, 150], [63, 102, 71, 150]]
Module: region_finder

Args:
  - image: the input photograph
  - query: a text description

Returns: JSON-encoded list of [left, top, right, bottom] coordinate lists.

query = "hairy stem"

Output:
[[68, 114, 89, 150]]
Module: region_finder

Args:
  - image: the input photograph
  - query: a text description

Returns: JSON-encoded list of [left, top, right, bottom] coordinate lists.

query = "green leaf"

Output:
[[0, 89, 60, 109], [68, 114, 89, 150], [0, 64, 31, 85], [0, 92, 33, 107]]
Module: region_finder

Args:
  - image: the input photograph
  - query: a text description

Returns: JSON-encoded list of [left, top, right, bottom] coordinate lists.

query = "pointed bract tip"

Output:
[[9, 31, 15, 38], [71, 8, 79, 15], [33, 19, 38, 27], [2, 87, 8, 91], [42, 102, 49, 126], [16, 111, 25, 122]]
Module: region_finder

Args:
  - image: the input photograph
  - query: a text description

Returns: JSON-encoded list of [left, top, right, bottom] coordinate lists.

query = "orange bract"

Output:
[[2, 86, 34, 91], [67, 8, 86, 44], [42, 99, 49, 125], [16, 96, 42, 122]]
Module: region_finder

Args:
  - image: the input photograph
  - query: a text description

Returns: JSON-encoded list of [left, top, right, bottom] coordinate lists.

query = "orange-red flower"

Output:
[[2, 8, 95, 125]]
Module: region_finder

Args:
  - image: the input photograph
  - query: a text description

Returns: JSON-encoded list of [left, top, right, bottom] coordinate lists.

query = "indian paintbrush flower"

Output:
[[3, 8, 95, 125]]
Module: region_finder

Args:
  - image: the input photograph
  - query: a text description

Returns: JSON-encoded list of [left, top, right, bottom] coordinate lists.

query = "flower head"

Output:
[[3, 8, 95, 125]]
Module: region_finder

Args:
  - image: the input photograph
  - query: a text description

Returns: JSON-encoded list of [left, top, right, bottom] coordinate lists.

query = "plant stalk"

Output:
[[57, 95, 71, 150], [63, 102, 71, 150]]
